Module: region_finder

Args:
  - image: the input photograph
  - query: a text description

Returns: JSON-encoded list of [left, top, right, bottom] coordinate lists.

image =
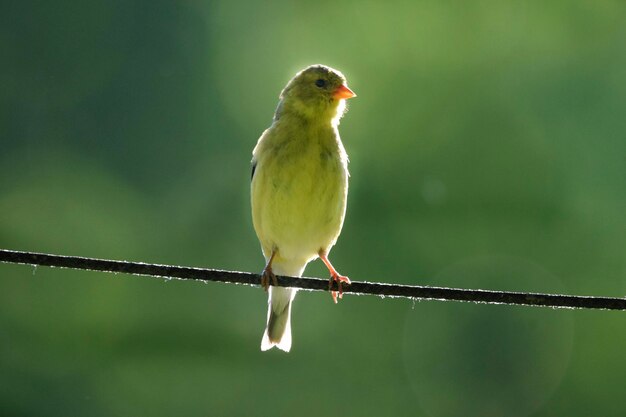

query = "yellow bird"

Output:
[[251, 64, 356, 352]]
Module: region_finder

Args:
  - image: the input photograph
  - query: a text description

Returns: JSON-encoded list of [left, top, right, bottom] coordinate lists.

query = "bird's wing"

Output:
[[251, 159, 257, 181]]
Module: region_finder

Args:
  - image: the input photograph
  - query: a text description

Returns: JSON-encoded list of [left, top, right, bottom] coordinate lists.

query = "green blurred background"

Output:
[[1, 1, 625, 416]]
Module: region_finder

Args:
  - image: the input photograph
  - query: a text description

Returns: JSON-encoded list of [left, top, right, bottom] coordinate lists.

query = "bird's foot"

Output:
[[261, 250, 278, 292], [319, 251, 350, 303], [329, 273, 351, 304], [261, 266, 278, 292]]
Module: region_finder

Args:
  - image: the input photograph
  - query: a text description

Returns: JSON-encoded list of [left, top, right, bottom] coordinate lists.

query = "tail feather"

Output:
[[261, 286, 295, 352], [260, 261, 303, 352]]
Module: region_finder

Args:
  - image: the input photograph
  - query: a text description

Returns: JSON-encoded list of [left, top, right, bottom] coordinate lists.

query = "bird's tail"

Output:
[[261, 261, 303, 352]]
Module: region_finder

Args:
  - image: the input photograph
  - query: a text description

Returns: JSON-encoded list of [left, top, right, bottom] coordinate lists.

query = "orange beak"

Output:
[[333, 84, 356, 100]]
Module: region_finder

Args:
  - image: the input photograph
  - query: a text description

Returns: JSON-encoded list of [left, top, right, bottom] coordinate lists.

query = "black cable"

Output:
[[1, 249, 624, 311]]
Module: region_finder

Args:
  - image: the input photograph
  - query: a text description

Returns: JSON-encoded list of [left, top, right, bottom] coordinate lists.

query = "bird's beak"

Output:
[[333, 84, 356, 100]]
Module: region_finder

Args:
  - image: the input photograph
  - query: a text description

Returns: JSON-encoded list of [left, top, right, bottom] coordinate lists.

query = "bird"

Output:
[[250, 64, 356, 352]]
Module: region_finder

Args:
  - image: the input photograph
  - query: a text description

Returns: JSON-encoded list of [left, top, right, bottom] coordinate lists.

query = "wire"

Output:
[[0, 248, 624, 311]]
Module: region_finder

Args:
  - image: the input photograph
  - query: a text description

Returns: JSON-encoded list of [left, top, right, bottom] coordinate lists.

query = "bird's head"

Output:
[[276, 64, 356, 126]]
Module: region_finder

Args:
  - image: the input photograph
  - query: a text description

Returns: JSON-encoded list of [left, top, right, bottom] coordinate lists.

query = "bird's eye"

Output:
[[315, 79, 326, 88]]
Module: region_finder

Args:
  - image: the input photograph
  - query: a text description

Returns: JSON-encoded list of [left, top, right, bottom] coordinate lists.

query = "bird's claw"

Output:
[[329, 273, 351, 303], [261, 267, 278, 292]]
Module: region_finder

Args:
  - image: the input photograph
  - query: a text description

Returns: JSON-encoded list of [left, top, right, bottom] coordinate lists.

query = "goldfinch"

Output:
[[251, 64, 356, 352]]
